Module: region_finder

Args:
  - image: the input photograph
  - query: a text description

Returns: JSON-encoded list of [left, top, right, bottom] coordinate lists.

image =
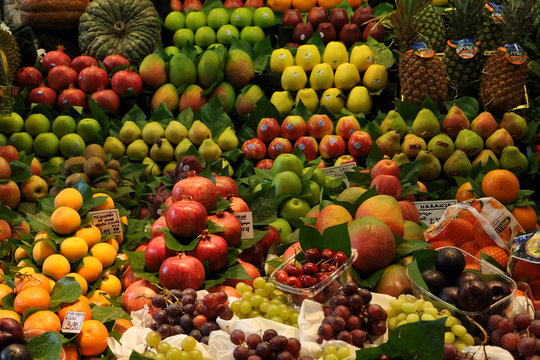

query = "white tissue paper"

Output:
[[463, 345, 514, 360]]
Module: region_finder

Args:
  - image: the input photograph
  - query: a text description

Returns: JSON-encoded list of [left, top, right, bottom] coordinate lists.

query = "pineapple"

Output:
[[480, 0, 534, 112], [417, 4, 446, 53], [479, 2, 505, 51], [389, 0, 447, 108], [443, 0, 485, 96]]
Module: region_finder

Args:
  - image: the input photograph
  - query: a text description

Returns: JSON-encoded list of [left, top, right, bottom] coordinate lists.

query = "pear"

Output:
[[164, 121, 188, 145], [188, 120, 212, 146], [349, 45, 374, 72], [322, 41, 348, 70], [346, 86, 372, 114], [416, 150, 441, 181], [126, 139, 149, 160], [150, 138, 174, 162], [163, 161, 178, 176], [427, 133, 455, 160], [401, 134, 427, 159], [142, 122, 165, 145], [392, 152, 410, 166], [403, 220, 425, 241], [270, 91, 294, 115], [175, 138, 193, 161], [376, 131, 401, 157], [472, 149, 499, 168], [119, 121, 141, 144], [500, 146, 528, 173], [309, 63, 334, 91], [499, 112, 528, 140], [295, 88, 319, 113], [412, 108, 440, 138], [470, 112, 497, 139], [442, 105, 469, 138], [142, 157, 161, 177], [103, 137, 125, 159], [455, 129, 484, 157], [443, 150, 471, 179], [199, 138, 222, 162], [334, 63, 360, 90], [217, 127, 238, 151], [486, 128, 514, 155], [380, 110, 407, 138]]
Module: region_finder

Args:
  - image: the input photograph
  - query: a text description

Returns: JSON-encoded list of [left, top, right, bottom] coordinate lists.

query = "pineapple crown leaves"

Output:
[[500, 0, 535, 44], [389, 0, 432, 50], [446, 0, 485, 40]]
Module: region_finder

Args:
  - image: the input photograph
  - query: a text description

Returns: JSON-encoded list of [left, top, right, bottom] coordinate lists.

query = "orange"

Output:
[[476, 246, 509, 269], [512, 205, 538, 234], [481, 169, 520, 204], [77, 256, 103, 283], [14, 287, 51, 314], [58, 296, 92, 322], [512, 259, 540, 282], [0, 283, 13, 302], [0, 309, 20, 322], [75, 225, 102, 248], [14, 267, 35, 286], [267, 0, 292, 12], [456, 182, 474, 202], [104, 237, 119, 252], [15, 273, 51, 294], [317, 0, 341, 9], [90, 243, 117, 268], [112, 318, 132, 335], [62, 344, 79, 360], [292, 0, 316, 12], [32, 240, 56, 262], [472, 227, 496, 249], [443, 218, 474, 246], [427, 239, 456, 249], [87, 290, 111, 307], [54, 188, 83, 211], [91, 193, 114, 211], [66, 273, 88, 295], [74, 320, 109, 356], [51, 207, 81, 235], [460, 241, 480, 257], [42, 254, 71, 281], [347, 0, 365, 8], [14, 247, 29, 262], [98, 274, 122, 298], [22, 310, 61, 332]]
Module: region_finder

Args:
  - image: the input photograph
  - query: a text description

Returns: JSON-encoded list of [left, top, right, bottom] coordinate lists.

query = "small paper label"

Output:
[[414, 200, 458, 226], [500, 44, 527, 65], [409, 42, 434, 58], [486, 2, 505, 24], [320, 162, 357, 187], [234, 212, 254, 239], [61, 311, 86, 333], [448, 38, 479, 59], [90, 209, 123, 236]]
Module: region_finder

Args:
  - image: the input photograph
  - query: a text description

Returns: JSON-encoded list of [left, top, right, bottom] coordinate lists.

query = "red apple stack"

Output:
[[369, 159, 402, 200]]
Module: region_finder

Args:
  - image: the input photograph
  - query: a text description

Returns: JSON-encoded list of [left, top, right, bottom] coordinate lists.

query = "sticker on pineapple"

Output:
[[486, 2, 505, 24], [499, 44, 527, 65], [409, 42, 434, 58], [447, 39, 479, 59]]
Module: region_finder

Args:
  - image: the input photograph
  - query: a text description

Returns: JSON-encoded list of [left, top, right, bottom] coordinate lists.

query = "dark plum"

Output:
[[438, 286, 459, 305], [486, 280, 511, 304], [434, 247, 465, 282], [421, 269, 447, 294], [457, 279, 492, 311]]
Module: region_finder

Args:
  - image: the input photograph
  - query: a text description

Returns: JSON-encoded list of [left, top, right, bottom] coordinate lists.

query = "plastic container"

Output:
[[270, 249, 358, 306], [407, 246, 517, 334]]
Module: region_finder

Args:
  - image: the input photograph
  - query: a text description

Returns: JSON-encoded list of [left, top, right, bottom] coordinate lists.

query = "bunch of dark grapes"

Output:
[[149, 288, 233, 344], [317, 281, 387, 347], [485, 309, 540, 359], [231, 329, 313, 360]]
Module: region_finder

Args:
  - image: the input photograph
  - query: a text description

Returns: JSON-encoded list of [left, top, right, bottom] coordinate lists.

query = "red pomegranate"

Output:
[[228, 196, 250, 212], [102, 54, 130, 73], [165, 200, 207, 239], [28, 84, 56, 106], [159, 254, 205, 290], [215, 175, 239, 198], [57, 86, 86, 108], [225, 260, 261, 287], [121, 266, 142, 289], [78, 65, 109, 93], [257, 225, 281, 252], [207, 211, 242, 247], [71, 55, 98, 73], [111, 68, 142, 95], [91, 88, 120, 113], [122, 279, 159, 314], [41, 45, 71, 71], [188, 232, 228, 272], [47, 65, 78, 92], [15, 67, 42, 87], [151, 216, 167, 238], [144, 234, 176, 272], [171, 176, 218, 211]]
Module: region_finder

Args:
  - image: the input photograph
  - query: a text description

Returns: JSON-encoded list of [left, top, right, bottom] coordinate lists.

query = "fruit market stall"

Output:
[[0, 0, 538, 358]]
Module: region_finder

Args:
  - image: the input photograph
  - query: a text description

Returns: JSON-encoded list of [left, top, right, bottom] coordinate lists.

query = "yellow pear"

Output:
[[334, 63, 360, 90], [350, 45, 375, 72], [217, 127, 238, 151], [295, 88, 319, 113], [320, 88, 345, 114], [346, 86, 372, 113], [309, 63, 334, 90], [142, 157, 161, 177], [141, 122, 164, 145], [164, 121, 188, 144], [270, 48, 294, 74], [322, 41, 348, 70], [362, 64, 388, 90], [295, 44, 321, 72], [188, 120, 212, 145], [270, 91, 294, 115], [281, 66, 307, 91], [175, 138, 193, 161]]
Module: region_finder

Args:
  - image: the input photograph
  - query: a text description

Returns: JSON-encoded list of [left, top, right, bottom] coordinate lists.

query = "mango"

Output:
[[139, 54, 167, 89], [197, 50, 222, 89], [169, 53, 197, 88], [225, 49, 254, 89], [151, 83, 179, 111], [355, 194, 404, 237], [209, 82, 236, 114], [235, 85, 263, 118]]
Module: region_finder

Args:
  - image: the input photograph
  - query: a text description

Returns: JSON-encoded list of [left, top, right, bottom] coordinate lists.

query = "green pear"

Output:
[[346, 86, 372, 114], [380, 110, 407, 138], [295, 88, 319, 113], [175, 138, 194, 161], [163, 161, 178, 175], [403, 220, 425, 241], [188, 120, 212, 146], [199, 138, 222, 162], [270, 91, 294, 115], [103, 137, 125, 159], [499, 112, 528, 140], [472, 149, 499, 168], [150, 138, 174, 162], [443, 150, 471, 179], [455, 129, 484, 157], [119, 121, 141, 144], [142, 157, 161, 177], [412, 108, 440, 138], [401, 134, 427, 159], [126, 139, 149, 160], [486, 128, 514, 155], [217, 127, 238, 151], [142, 122, 165, 145], [164, 121, 188, 145], [500, 146, 528, 173], [416, 150, 441, 181], [376, 131, 401, 157], [392, 152, 410, 166], [427, 133, 455, 160]]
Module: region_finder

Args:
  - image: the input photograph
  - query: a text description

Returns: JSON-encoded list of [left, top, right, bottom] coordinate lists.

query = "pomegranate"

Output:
[[71, 55, 98, 73], [215, 175, 239, 198], [47, 65, 78, 92], [28, 84, 56, 106], [239, 243, 265, 268], [78, 65, 109, 93], [122, 279, 159, 313], [57, 86, 86, 108], [151, 216, 167, 238], [224, 0, 243, 8], [188, 232, 228, 272], [228, 196, 249, 212], [122, 266, 142, 289], [159, 254, 205, 290], [183, 0, 202, 11], [15, 67, 42, 87], [257, 225, 281, 252], [150, 186, 171, 219], [41, 45, 71, 70], [282, 241, 301, 262], [91, 88, 120, 113], [171, 176, 218, 211], [208, 285, 241, 300], [165, 199, 207, 238], [102, 54, 130, 73], [145, 234, 176, 272], [225, 260, 261, 287], [139, 207, 151, 219], [207, 211, 242, 247], [111, 68, 142, 95]]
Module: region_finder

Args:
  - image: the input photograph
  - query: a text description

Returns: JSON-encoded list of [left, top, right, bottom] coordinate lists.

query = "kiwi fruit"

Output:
[[94, 178, 118, 193], [106, 159, 121, 172], [49, 185, 63, 197], [107, 169, 119, 183], [65, 173, 90, 187], [63, 156, 86, 175], [84, 157, 106, 178], [85, 144, 106, 161]]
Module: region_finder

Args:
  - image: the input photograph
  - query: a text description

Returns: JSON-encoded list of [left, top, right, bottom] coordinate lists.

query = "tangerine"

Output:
[[476, 246, 509, 268], [443, 218, 474, 246], [0, 283, 13, 302], [14, 273, 51, 294], [42, 254, 71, 280], [54, 188, 83, 211], [77, 256, 103, 283], [456, 182, 474, 202], [317, 0, 341, 9], [22, 310, 61, 333], [75, 225, 102, 248], [292, 0, 317, 12], [0, 309, 20, 322], [112, 318, 133, 335], [74, 320, 109, 356], [481, 169, 520, 204], [512, 205, 538, 234], [14, 287, 51, 314], [267, 0, 292, 12], [58, 296, 92, 322], [51, 206, 81, 235], [91, 193, 114, 211]]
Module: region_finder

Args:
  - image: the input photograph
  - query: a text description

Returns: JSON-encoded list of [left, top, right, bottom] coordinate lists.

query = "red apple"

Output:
[[242, 138, 267, 159], [370, 159, 401, 180], [370, 174, 402, 199], [0, 145, 19, 163], [334, 155, 356, 166], [0, 181, 20, 209], [351, 7, 374, 29], [257, 117, 280, 143], [245, 0, 263, 7], [282, 9, 303, 27], [336, 116, 361, 140], [319, 135, 346, 159], [239, 243, 265, 268], [363, 22, 385, 42], [307, 114, 333, 139], [29, 157, 42, 176], [159, 254, 205, 290], [329, 8, 349, 32], [294, 136, 319, 161], [317, 22, 337, 44], [348, 130, 372, 158], [281, 115, 306, 141], [268, 137, 293, 159], [256, 159, 274, 169], [0, 157, 11, 179], [292, 23, 314, 45], [224, 0, 243, 8], [145, 235, 176, 272], [20, 175, 48, 202], [307, 6, 328, 30], [339, 23, 362, 48]]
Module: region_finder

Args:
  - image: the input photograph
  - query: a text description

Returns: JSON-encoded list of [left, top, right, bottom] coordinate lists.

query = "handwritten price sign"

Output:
[[90, 209, 123, 236]]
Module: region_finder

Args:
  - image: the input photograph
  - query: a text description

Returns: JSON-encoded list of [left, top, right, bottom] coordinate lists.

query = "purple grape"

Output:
[[152, 294, 167, 308], [332, 305, 350, 320], [358, 288, 372, 304], [367, 303, 387, 321], [255, 342, 272, 360], [318, 324, 334, 340], [497, 317, 515, 334], [218, 306, 234, 321], [172, 325, 184, 335], [529, 319, 540, 336], [342, 282, 359, 295], [153, 309, 168, 325], [180, 314, 193, 329], [230, 329, 246, 345], [263, 329, 277, 342], [270, 335, 288, 352], [157, 324, 172, 339], [233, 346, 249, 360], [443, 343, 458, 360], [189, 329, 202, 341], [330, 316, 346, 332], [286, 338, 301, 357], [336, 330, 352, 343], [488, 314, 503, 330], [517, 336, 536, 356], [276, 351, 294, 360], [246, 333, 262, 349], [346, 315, 362, 330], [368, 320, 387, 336], [514, 313, 533, 331], [182, 294, 196, 306], [330, 294, 348, 307], [166, 302, 181, 317]]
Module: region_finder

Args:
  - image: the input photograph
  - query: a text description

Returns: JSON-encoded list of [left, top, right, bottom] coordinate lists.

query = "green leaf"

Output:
[[252, 37, 273, 74], [373, 2, 395, 16], [245, 185, 278, 225], [201, 0, 224, 14], [229, 38, 252, 57], [350, 267, 384, 289], [395, 99, 420, 122], [49, 277, 82, 311], [527, 152, 539, 175], [479, 252, 505, 271], [322, 223, 351, 256], [195, 97, 235, 138], [289, 99, 312, 120], [122, 105, 146, 124], [366, 37, 396, 69], [207, 219, 228, 233], [366, 141, 384, 169], [90, 304, 131, 323], [9, 160, 32, 182], [27, 331, 63, 360], [524, 117, 538, 143], [124, 250, 160, 285], [399, 160, 420, 184], [151, 102, 174, 123], [298, 224, 324, 251], [239, 228, 269, 250], [163, 227, 200, 252], [334, 0, 354, 16], [1, 292, 14, 310], [443, 97, 479, 120], [394, 235, 430, 260], [215, 196, 232, 212], [177, 107, 195, 129]]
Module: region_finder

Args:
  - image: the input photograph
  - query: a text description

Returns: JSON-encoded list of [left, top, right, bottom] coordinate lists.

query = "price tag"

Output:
[[234, 212, 254, 239], [414, 200, 457, 226], [61, 311, 86, 333], [320, 162, 356, 187], [90, 209, 123, 236]]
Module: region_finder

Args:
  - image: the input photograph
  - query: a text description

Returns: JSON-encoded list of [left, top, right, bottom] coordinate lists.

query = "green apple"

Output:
[[272, 153, 304, 177], [303, 166, 326, 187], [253, 7, 275, 28], [280, 197, 311, 222], [164, 11, 186, 32], [48, 156, 65, 169], [272, 171, 302, 197], [59, 133, 86, 157], [185, 11, 207, 32], [240, 26, 265, 46], [51, 115, 76, 138], [230, 7, 252, 28], [76, 118, 101, 143], [173, 28, 195, 48], [194, 26, 216, 48], [33, 132, 59, 158], [0, 134, 6, 146], [164, 46, 181, 57], [302, 180, 321, 206], [269, 218, 293, 242], [24, 113, 50, 137], [8, 132, 33, 154], [0, 112, 24, 135], [207, 8, 230, 30], [216, 25, 240, 45]]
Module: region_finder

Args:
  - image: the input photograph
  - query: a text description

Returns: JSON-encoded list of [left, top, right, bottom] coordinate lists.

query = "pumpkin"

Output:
[[18, 0, 89, 31], [78, 0, 160, 66]]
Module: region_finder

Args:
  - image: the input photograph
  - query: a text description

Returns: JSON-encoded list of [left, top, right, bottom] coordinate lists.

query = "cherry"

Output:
[[333, 251, 348, 266], [302, 262, 319, 275], [321, 248, 336, 260], [275, 270, 288, 284], [299, 274, 318, 287], [285, 276, 302, 288], [304, 248, 321, 263], [285, 263, 302, 277]]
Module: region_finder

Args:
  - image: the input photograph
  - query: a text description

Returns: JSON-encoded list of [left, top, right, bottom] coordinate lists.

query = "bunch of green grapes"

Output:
[[143, 333, 207, 360], [386, 295, 474, 352], [319, 344, 352, 360], [231, 277, 299, 326]]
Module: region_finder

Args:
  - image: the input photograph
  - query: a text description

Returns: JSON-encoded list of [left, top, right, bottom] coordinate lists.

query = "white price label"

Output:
[[414, 200, 458, 226], [61, 311, 86, 333], [90, 209, 123, 236], [234, 212, 254, 239], [320, 162, 356, 187]]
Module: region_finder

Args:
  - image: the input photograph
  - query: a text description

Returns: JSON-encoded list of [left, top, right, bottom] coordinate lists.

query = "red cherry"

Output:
[[321, 248, 336, 260], [285, 263, 302, 277], [275, 270, 288, 284], [302, 262, 319, 275], [333, 251, 348, 266], [285, 276, 302, 288], [299, 274, 318, 288]]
